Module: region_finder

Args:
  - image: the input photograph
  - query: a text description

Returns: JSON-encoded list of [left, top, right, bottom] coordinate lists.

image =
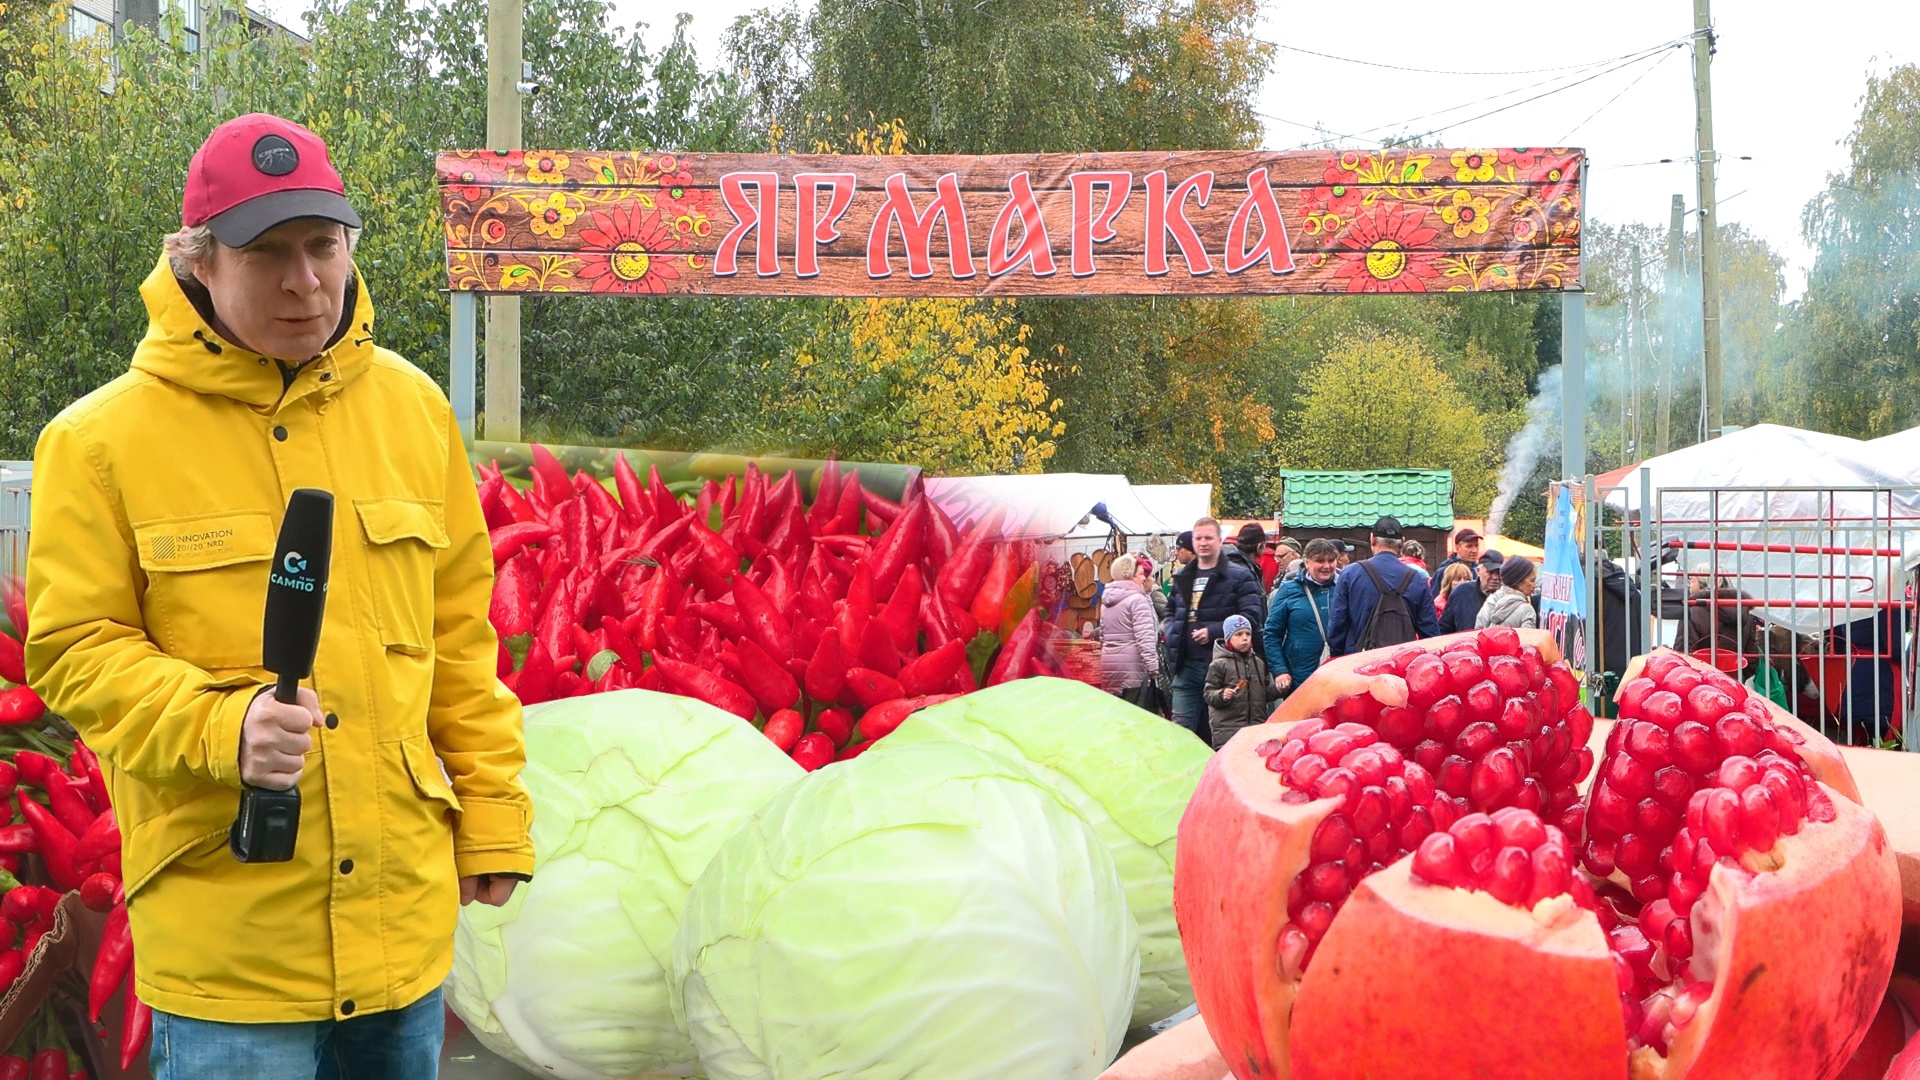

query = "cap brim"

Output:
[[206, 189, 362, 247]]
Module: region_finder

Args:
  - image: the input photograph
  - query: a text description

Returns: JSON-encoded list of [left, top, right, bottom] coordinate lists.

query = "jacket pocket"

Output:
[[400, 736, 462, 825], [132, 511, 277, 670], [355, 498, 448, 655]]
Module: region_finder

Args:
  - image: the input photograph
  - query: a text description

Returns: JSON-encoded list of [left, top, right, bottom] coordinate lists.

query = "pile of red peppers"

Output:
[[480, 447, 1062, 768], [0, 579, 145, 1077]]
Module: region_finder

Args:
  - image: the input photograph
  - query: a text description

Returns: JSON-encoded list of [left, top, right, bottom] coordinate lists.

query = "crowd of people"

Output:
[[1095, 517, 1545, 749]]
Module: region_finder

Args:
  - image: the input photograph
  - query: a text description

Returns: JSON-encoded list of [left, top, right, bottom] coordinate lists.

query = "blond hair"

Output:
[[1109, 553, 1138, 581], [1438, 560, 1473, 596], [163, 221, 362, 279]]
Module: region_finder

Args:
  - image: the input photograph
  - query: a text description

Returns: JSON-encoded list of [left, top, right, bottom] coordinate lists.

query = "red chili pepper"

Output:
[[725, 638, 795, 717], [477, 473, 511, 531], [878, 566, 925, 653], [489, 521, 559, 566], [122, 972, 152, 1071], [730, 574, 794, 663], [857, 694, 957, 742], [808, 460, 843, 532], [834, 739, 875, 762], [0, 686, 45, 727], [515, 640, 559, 705], [70, 743, 108, 813], [861, 485, 904, 527], [606, 451, 644, 527], [1, 577, 24, 641], [0, 1056, 26, 1080], [764, 469, 799, 522], [969, 540, 1018, 632], [857, 619, 902, 678], [842, 668, 906, 709], [532, 576, 577, 664], [579, 472, 624, 537], [654, 659, 757, 721], [528, 444, 573, 507], [598, 616, 645, 674], [0, 761, 15, 801], [74, 806, 117, 861], [11, 752, 56, 788], [0, 825, 26, 858], [496, 477, 538, 524], [825, 470, 866, 535], [790, 732, 835, 772], [836, 566, 874, 656], [690, 525, 743, 589], [693, 480, 718, 528], [489, 552, 542, 639], [79, 872, 117, 912], [798, 568, 837, 627], [924, 500, 961, 570], [899, 640, 967, 698], [804, 628, 849, 704], [760, 556, 797, 613], [765, 499, 809, 561], [17, 797, 80, 890], [814, 708, 853, 749], [865, 498, 927, 598], [761, 709, 804, 753], [0, 921, 14, 951], [738, 466, 769, 541], [0, 950, 22, 995], [552, 670, 588, 698], [644, 464, 681, 523], [685, 602, 747, 640], [635, 666, 667, 694], [46, 775, 94, 838], [988, 608, 1047, 687], [633, 569, 676, 654], [0, 634, 23, 686], [30, 1049, 61, 1080]]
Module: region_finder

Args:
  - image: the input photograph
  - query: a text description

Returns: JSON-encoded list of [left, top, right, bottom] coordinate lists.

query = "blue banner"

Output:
[[1540, 484, 1588, 676]]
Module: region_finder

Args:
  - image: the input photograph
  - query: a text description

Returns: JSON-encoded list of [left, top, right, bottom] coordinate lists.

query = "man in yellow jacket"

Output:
[[24, 113, 533, 1077]]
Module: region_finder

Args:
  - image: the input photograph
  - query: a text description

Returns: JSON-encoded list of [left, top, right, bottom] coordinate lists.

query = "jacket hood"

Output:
[[129, 253, 376, 409], [1102, 578, 1144, 607], [1212, 639, 1257, 662]]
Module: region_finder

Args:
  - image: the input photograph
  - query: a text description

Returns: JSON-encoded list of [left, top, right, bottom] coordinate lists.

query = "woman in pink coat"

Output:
[[1099, 553, 1162, 702]]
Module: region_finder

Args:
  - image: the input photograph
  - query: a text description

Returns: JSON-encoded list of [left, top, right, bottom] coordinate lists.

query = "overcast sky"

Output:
[[252, 0, 1920, 297]]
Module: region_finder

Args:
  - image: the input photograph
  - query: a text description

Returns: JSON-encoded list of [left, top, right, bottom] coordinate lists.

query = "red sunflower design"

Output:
[[1332, 207, 1442, 294], [1530, 153, 1582, 205], [576, 205, 682, 295], [1499, 147, 1544, 172]]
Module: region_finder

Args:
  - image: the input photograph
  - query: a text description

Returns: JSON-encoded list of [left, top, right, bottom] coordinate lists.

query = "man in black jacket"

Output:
[[1165, 517, 1265, 743], [1437, 550, 1506, 635]]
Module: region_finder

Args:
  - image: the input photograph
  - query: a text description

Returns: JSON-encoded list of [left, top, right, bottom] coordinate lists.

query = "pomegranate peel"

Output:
[[1837, 744, 1920, 924], [1097, 1014, 1230, 1080], [1289, 859, 1621, 1080]]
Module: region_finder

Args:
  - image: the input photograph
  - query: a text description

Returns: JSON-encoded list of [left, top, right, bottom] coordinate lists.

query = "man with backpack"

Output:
[[1326, 516, 1440, 655]]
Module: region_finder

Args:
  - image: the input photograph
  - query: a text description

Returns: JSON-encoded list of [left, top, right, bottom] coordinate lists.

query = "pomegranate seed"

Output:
[[1671, 981, 1713, 1029], [1682, 684, 1738, 726], [1266, 754, 1288, 774], [1455, 721, 1501, 759], [1589, 781, 1636, 839], [1520, 647, 1547, 687], [1665, 915, 1694, 960], [1344, 838, 1368, 880], [1444, 651, 1489, 692], [1761, 769, 1804, 832], [1401, 805, 1436, 848], [1615, 833, 1661, 878], [1635, 798, 1679, 838], [1666, 721, 1716, 775], [1366, 827, 1396, 863], [1464, 680, 1503, 723], [1341, 747, 1389, 787], [1401, 761, 1436, 805], [1629, 872, 1664, 902], [1297, 900, 1334, 941], [1670, 871, 1706, 917], [1716, 756, 1761, 791], [1738, 784, 1781, 852], [1513, 778, 1545, 812], [1625, 723, 1672, 769], [1452, 812, 1498, 855], [1606, 720, 1629, 756], [1304, 861, 1349, 902], [1377, 706, 1424, 746], [1311, 767, 1361, 810], [1661, 664, 1705, 695], [1335, 722, 1380, 745], [1383, 776, 1412, 824], [1613, 952, 1636, 993], [1582, 839, 1617, 876], [1469, 747, 1523, 808], [1438, 755, 1473, 798], [1486, 846, 1533, 905], [1476, 625, 1518, 655], [1639, 897, 1678, 942], [1573, 746, 1596, 785], [1426, 696, 1468, 742], [1429, 797, 1459, 831], [1256, 738, 1282, 757], [1490, 807, 1546, 848], [1606, 752, 1654, 801], [1566, 705, 1595, 746], [1495, 697, 1534, 739], [1641, 690, 1684, 730], [1405, 655, 1448, 708], [1702, 788, 1743, 855], [1412, 832, 1465, 887], [1277, 926, 1311, 979], [1487, 655, 1530, 696], [1331, 694, 1376, 727], [1618, 677, 1658, 720], [1691, 836, 1719, 880], [1308, 730, 1357, 761], [1412, 739, 1447, 774], [1553, 800, 1585, 837], [1570, 872, 1600, 914], [1807, 785, 1837, 823], [1686, 789, 1709, 835], [1713, 714, 1764, 759], [1652, 766, 1697, 812], [1310, 813, 1354, 862], [1352, 786, 1391, 837], [1527, 843, 1573, 905], [1287, 753, 1330, 789]]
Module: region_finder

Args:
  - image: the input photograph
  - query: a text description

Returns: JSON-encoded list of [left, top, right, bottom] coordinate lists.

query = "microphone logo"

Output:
[[283, 552, 308, 575], [271, 551, 318, 593]]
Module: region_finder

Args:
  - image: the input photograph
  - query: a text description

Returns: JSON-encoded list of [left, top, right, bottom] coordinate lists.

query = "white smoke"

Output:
[[1485, 364, 1563, 539]]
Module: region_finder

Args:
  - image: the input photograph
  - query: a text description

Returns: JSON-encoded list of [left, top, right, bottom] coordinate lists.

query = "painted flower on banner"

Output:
[[525, 152, 571, 185], [527, 192, 579, 240], [1439, 189, 1494, 239], [576, 204, 681, 294], [1451, 148, 1498, 183], [1499, 147, 1544, 172], [1333, 206, 1441, 294]]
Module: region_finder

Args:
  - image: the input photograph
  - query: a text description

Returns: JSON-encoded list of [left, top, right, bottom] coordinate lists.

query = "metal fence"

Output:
[[1584, 475, 1919, 751], [0, 463, 28, 608]]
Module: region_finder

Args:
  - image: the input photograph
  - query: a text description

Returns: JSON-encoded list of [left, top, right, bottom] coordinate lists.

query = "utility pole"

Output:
[[1659, 194, 1684, 456], [1691, 0, 1723, 439], [1626, 252, 1642, 462], [484, 0, 525, 441]]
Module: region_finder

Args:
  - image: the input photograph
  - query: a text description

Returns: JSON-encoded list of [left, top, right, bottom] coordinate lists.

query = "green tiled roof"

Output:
[[1278, 470, 1455, 530]]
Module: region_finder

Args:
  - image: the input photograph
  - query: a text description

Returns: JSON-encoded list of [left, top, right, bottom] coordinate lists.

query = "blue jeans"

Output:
[[1171, 662, 1210, 744], [151, 987, 444, 1080]]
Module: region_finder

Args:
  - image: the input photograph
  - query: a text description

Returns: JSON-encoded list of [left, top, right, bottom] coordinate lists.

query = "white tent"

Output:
[[923, 473, 1209, 551], [1596, 424, 1920, 634], [1864, 427, 1920, 484]]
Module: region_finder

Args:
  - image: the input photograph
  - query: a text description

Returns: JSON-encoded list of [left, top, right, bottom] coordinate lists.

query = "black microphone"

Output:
[[231, 489, 333, 863]]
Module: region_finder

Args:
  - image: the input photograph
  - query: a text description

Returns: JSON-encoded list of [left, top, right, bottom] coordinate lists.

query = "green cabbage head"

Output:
[[447, 689, 803, 1080], [874, 676, 1211, 1025], [672, 741, 1139, 1080]]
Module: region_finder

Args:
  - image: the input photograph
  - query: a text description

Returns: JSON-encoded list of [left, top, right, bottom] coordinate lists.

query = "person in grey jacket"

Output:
[[1203, 615, 1276, 750], [1098, 553, 1161, 695], [1476, 556, 1540, 630]]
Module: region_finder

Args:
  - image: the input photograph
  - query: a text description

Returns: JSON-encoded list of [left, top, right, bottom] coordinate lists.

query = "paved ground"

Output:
[[438, 1003, 1203, 1077]]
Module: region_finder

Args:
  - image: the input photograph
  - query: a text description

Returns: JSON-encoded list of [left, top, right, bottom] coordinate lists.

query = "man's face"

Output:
[[1307, 555, 1338, 584], [1480, 564, 1503, 591], [1192, 525, 1221, 563], [1458, 538, 1481, 562], [193, 218, 349, 362]]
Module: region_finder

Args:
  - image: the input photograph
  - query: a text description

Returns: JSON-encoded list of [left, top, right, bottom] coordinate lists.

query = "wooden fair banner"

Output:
[[437, 148, 1582, 298]]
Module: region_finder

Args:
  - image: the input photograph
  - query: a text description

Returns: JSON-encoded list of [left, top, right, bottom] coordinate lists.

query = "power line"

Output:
[[1256, 34, 1692, 79], [1555, 47, 1682, 144], [1389, 45, 1688, 146]]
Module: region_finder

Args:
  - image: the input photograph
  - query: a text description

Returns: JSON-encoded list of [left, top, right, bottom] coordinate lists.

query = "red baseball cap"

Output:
[[182, 113, 361, 247]]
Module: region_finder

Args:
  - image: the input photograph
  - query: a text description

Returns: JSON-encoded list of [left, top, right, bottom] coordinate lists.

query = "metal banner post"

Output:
[[450, 291, 478, 445]]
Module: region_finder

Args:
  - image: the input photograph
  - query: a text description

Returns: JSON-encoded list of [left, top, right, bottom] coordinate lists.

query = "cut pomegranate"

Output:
[[1175, 638, 1901, 1080]]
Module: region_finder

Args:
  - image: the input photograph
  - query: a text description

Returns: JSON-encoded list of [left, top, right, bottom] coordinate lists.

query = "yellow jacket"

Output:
[[24, 256, 533, 1023]]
